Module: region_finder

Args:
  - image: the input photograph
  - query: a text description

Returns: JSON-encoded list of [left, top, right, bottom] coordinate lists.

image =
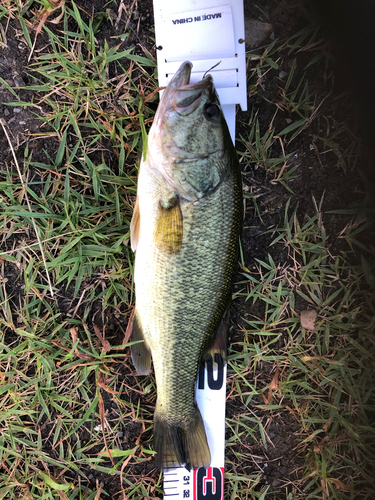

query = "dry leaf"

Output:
[[265, 365, 279, 403], [97, 371, 120, 395], [323, 417, 331, 432], [70, 327, 78, 344], [285, 405, 299, 421], [68, 327, 93, 359], [70, 327, 80, 356], [57, 492, 69, 500], [263, 365, 279, 404], [261, 390, 269, 404], [269, 366, 279, 391], [300, 309, 318, 330], [94, 486, 102, 500], [329, 477, 353, 492], [93, 323, 111, 353]]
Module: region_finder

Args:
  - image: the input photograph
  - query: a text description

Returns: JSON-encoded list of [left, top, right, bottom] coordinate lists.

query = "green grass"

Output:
[[228, 196, 375, 498], [0, 1, 374, 499], [0, 2, 161, 498]]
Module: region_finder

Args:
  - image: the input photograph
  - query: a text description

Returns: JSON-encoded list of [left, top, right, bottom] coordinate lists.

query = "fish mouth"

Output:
[[159, 62, 213, 116], [173, 62, 213, 114]]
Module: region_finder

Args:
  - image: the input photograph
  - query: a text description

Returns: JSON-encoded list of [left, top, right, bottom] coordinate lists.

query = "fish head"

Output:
[[148, 62, 232, 198]]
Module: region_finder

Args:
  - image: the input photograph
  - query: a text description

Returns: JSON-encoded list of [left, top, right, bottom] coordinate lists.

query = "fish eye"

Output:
[[204, 103, 220, 121]]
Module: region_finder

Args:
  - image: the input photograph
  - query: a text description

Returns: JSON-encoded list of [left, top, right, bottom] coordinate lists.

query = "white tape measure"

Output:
[[163, 354, 227, 499], [153, 0, 247, 144]]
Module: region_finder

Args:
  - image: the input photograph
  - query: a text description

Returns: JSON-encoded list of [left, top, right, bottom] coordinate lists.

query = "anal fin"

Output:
[[130, 197, 140, 251], [130, 309, 152, 375], [205, 308, 230, 364]]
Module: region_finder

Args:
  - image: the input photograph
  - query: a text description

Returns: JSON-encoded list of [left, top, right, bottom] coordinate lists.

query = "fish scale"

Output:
[[130, 61, 242, 471], [138, 173, 237, 392]]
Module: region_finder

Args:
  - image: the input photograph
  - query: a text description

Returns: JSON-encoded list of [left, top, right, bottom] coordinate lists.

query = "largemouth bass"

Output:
[[129, 61, 242, 471]]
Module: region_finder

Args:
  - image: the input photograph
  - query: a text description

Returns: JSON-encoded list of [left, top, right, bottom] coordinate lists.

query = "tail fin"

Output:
[[154, 405, 211, 471]]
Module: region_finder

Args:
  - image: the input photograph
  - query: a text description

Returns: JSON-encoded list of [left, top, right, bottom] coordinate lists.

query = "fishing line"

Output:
[[203, 60, 222, 79]]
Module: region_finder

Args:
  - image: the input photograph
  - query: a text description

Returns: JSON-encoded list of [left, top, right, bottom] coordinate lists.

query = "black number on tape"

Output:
[[198, 354, 224, 390]]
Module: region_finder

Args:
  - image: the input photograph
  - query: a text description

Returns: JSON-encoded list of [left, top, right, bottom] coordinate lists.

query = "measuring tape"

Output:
[[163, 354, 227, 499], [153, 0, 247, 144]]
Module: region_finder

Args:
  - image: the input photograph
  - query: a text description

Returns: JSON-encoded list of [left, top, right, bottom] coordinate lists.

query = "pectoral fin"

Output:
[[130, 310, 152, 375], [130, 197, 140, 251], [154, 196, 183, 254]]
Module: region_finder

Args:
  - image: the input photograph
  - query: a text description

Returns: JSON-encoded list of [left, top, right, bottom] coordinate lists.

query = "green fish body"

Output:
[[130, 61, 242, 471]]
